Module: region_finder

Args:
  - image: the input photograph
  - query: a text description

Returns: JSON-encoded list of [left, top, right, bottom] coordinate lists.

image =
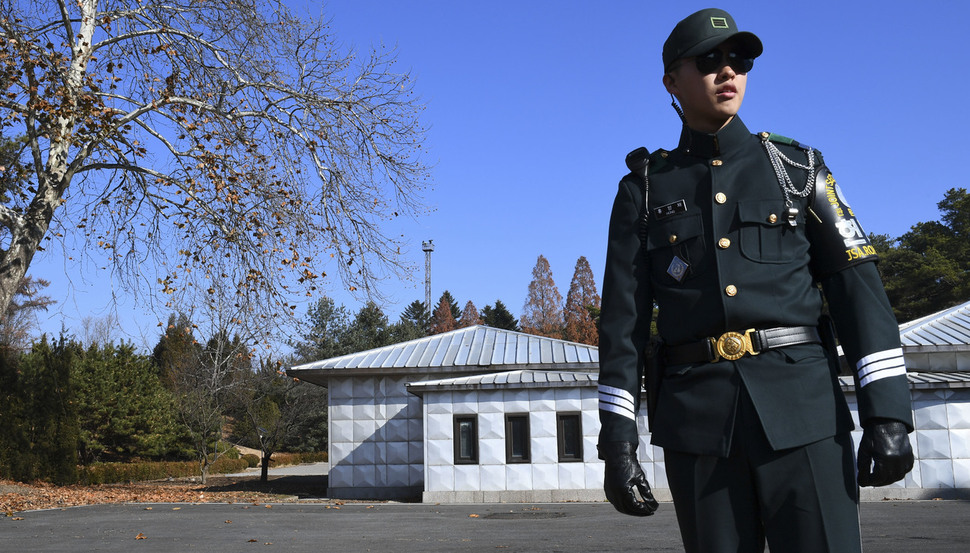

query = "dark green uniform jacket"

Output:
[[598, 117, 913, 457]]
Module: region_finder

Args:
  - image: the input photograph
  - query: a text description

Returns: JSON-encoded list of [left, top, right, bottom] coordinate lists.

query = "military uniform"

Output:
[[597, 117, 914, 551]]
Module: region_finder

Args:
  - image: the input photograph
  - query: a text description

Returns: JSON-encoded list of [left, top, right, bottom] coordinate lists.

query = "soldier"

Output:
[[596, 8, 914, 553]]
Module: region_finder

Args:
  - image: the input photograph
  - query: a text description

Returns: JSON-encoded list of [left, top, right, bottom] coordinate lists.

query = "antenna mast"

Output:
[[421, 240, 434, 312]]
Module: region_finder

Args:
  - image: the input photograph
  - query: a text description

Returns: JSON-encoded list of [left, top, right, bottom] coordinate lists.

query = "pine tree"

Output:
[[564, 256, 601, 345], [430, 294, 458, 334], [482, 300, 519, 331], [457, 301, 483, 328], [400, 299, 431, 335], [520, 255, 564, 339]]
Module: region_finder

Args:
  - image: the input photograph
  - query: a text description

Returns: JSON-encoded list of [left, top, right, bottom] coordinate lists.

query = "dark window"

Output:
[[557, 412, 583, 462], [505, 414, 531, 463], [454, 415, 478, 464]]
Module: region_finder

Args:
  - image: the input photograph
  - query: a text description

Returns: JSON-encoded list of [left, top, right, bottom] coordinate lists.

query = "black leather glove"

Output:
[[598, 441, 659, 516], [857, 418, 914, 487]]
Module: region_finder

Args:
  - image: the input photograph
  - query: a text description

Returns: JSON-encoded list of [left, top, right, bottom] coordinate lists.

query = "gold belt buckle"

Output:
[[709, 329, 759, 362]]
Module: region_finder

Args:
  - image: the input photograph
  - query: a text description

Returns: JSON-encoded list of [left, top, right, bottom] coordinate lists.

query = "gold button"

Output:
[[725, 285, 738, 297], [715, 192, 727, 204], [718, 238, 731, 249], [712, 159, 723, 167], [760, 131, 770, 139], [660, 151, 669, 158], [768, 214, 778, 223], [668, 234, 678, 244]]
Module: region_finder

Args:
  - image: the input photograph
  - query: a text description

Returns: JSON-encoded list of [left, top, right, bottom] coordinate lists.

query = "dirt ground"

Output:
[[1, 472, 333, 515]]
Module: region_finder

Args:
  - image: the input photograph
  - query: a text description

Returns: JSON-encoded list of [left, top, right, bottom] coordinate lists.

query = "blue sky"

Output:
[[32, 1, 970, 349]]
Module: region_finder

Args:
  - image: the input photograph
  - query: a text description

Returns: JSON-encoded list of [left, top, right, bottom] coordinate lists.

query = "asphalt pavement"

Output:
[[3, 499, 969, 552]]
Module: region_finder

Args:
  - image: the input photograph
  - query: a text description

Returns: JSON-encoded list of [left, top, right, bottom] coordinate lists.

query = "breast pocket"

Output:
[[646, 212, 707, 283], [737, 200, 803, 263]]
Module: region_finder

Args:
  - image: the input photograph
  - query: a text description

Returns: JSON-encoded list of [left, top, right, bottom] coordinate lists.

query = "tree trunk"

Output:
[[260, 453, 270, 482]]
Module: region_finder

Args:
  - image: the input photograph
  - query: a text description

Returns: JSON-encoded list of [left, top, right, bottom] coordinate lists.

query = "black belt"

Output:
[[662, 326, 821, 365]]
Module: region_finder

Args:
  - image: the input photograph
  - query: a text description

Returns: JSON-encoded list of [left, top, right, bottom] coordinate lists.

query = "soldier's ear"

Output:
[[663, 73, 678, 96]]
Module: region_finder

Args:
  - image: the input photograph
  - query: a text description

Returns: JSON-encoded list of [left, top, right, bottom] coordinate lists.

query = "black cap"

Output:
[[662, 8, 763, 71]]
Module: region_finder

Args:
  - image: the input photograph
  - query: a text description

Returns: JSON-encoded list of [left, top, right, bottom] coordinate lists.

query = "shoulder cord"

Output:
[[761, 136, 816, 226]]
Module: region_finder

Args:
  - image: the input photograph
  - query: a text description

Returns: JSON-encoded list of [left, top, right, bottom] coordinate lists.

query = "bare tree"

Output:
[[0, 0, 429, 329]]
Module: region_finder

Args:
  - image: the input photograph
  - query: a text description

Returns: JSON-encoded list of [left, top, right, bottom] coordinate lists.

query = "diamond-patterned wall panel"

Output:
[[530, 389, 556, 412], [353, 464, 376, 487], [409, 464, 423, 486], [919, 459, 954, 488], [426, 413, 451, 441], [558, 463, 585, 489], [352, 419, 377, 442], [531, 436, 558, 464], [481, 464, 506, 491], [328, 464, 352, 488], [479, 413, 504, 440], [330, 403, 354, 421], [409, 441, 423, 464], [386, 464, 410, 487], [532, 463, 559, 489], [386, 441, 410, 465], [916, 429, 952, 459], [330, 420, 354, 444], [330, 441, 354, 464], [385, 417, 409, 442], [952, 459, 970, 488], [479, 438, 505, 465], [503, 390, 530, 412], [946, 399, 970, 429], [915, 400, 949, 430], [329, 378, 354, 400], [426, 392, 454, 415], [531, 412, 557, 438], [354, 442, 376, 465], [506, 464, 532, 490], [585, 463, 603, 489], [426, 439, 452, 466], [555, 388, 582, 411], [353, 378, 375, 399], [455, 465, 481, 492], [427, 464, 455, 492], [582, 437, 598, 462], [353, 403, 376, 422], [949, 429, 970, 459]]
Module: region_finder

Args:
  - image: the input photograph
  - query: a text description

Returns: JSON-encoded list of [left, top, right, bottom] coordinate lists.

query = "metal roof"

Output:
[[288, 325, 599, 377], [407, 369, 597, 395], [898, 300, 970, 351]]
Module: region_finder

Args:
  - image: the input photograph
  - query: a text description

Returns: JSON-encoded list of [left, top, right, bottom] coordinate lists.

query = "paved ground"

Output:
[[3, 499, 969, 552]]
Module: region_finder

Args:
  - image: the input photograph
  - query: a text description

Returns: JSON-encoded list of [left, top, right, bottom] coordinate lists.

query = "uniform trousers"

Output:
[[664, 386, 861, 553]]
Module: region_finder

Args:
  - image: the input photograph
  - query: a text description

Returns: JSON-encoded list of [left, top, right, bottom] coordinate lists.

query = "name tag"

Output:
[[653, 200, 687, 220]]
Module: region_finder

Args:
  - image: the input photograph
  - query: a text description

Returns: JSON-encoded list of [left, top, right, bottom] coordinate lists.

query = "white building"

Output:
[[287, 301, 970, 503]]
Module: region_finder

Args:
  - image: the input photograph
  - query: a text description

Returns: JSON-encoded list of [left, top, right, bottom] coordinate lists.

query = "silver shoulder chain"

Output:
[[761, 135, 816, 226]]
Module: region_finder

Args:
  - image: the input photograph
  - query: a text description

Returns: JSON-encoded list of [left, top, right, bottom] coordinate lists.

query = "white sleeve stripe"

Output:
[[858, 357, 906, 380], [857, 348, 904, 370], [859, 365, 907, 387], [598, 384, 635, 404], [599, 402, 637, 421], [599, 393, 635, 413]]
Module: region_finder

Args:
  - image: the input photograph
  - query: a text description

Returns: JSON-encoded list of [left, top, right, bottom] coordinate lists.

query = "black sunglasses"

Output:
[[694, 49, 754, 75]]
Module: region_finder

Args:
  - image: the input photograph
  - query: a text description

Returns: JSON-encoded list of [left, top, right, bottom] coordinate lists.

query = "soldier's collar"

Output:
[[678, 116, 750, 158]]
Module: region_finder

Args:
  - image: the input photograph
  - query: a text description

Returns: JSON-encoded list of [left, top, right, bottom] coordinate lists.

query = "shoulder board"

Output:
[[760, 131, 812, 151], [625, 147, 670, 176]]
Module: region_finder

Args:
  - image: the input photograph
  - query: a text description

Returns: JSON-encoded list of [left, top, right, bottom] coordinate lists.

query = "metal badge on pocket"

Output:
[[667, 255, 689, 282]]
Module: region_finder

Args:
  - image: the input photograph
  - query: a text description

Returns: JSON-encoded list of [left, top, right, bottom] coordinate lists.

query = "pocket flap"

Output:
[[737, 200, 787, 226], [646, 213, 704, 249]]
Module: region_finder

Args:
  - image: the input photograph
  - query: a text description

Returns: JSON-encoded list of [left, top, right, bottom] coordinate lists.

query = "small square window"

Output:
[[505, 414, 531, 463], [557, 412, 583, 462], [454, 415, 478, 464]]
